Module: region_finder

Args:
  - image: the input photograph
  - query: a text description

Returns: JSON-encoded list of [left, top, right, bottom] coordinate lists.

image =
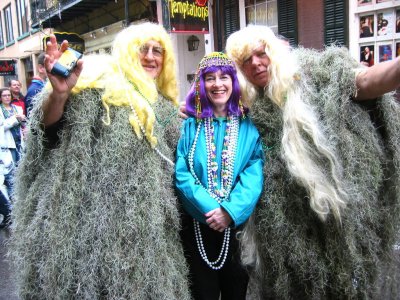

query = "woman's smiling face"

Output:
[[204, 70, 233, 117]]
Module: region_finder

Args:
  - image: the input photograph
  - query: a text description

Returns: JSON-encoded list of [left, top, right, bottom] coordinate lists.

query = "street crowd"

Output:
[[0, 53, 47, 230]]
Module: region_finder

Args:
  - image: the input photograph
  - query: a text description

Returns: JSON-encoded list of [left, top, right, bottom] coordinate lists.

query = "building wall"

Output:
[[0, 1, 51, 92], [297, 0, 324, 49], [0, 0, 49, 94]]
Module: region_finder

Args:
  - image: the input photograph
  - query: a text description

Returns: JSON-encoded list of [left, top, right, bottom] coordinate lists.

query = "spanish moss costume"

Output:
[[247, 47, 400, 299], [9, 23, 190, 300]]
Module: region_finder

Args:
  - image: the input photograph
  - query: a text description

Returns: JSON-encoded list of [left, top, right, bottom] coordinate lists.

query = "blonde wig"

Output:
[[72, 22, 178, 148], [226, 25, 347, 222], [226, 25, 296, 107]]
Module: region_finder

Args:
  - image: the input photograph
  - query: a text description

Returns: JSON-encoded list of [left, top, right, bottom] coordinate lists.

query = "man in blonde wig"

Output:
[[226, 25, 400, 299], [10, 22, 190, 299]]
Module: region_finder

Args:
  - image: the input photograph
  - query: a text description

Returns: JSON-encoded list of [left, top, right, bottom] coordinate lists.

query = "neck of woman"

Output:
[[213, 105, 227, 118], [1, 103, 11, 109]]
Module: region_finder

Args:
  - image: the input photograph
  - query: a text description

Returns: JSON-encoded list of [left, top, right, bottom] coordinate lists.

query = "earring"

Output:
[[239, 97, 245, 119], [195, 73, 202, 121]]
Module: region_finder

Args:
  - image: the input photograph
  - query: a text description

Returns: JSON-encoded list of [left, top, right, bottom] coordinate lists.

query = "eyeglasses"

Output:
[[139, 44, 164, 58], [1, 94, 11, 97]]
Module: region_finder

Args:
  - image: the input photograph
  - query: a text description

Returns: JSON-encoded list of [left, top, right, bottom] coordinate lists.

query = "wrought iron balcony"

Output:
[[30, 0, 112, 29]]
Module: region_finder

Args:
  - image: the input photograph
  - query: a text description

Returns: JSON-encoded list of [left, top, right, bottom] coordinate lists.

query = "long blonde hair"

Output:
[[227, 25, 347, 222], [72, 22, 178, 148]]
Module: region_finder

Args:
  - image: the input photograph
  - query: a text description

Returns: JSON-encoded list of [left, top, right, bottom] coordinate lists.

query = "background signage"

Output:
[[0, 60, 16, 76], [164, 0, 209, 33], [43, 32, 85, 53]]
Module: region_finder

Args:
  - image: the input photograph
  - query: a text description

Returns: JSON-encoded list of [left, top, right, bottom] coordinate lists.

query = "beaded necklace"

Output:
[[117, 66, 175, 167], [128, 80, 176, 128], [188, 115, 240, 269], [0, 103, 18, 118]]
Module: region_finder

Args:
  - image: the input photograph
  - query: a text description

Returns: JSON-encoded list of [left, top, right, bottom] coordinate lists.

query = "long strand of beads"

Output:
[[127, 103, 174, 167], [213, 116, 239, 198], [205, 118, 218, 192], [188, 116, 240, 270], [188, 121, 223, 202], [116, 64, 175, 167], [193, 219, 231, 270]]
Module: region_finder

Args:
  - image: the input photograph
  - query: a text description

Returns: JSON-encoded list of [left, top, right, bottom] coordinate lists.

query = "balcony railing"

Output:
[[30, 0, 112, 29]]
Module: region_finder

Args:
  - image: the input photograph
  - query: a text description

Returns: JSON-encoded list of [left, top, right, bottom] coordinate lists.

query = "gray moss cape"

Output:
[[10, 88, 191, 299], [248, 47, 400, 299]]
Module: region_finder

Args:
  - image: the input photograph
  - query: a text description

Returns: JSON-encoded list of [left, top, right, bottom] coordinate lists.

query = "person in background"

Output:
[[0, 117, 13, 229], [225, 25, 400, 299], [8, 79, 26, 116], [9, 22, 190, 300], [0, 88, 25, 164], [25, 52, 47, 117], [175, 52, 264, 300]]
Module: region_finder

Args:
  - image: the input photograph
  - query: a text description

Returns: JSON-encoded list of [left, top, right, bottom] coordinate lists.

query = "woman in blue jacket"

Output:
[[175, 52, 264, 300]]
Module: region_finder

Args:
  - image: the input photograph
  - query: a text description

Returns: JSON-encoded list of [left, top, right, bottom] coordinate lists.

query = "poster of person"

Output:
[[358, 0, 372, 6], [360, 45, 375, 67], [377, 11, 393, 36], [360, 15, 374, 38], [379, 44, 392, 62], [396, 42, 400, 57], [396, 10, 400, 33]]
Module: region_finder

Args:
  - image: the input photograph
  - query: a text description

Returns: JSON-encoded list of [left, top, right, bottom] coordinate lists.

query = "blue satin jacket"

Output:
[[175, 116, 264, 227]]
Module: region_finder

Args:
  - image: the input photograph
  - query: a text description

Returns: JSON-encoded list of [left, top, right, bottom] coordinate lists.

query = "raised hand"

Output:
[[44, 34, 83, 99], [42, 34, 84, 127]]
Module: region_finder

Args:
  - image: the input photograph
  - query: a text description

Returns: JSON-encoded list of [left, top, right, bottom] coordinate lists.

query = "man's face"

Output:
[[38, 64, 48, 80], [10, 80, 21, 96], [138, 40, 164, 79], [241, 44, 271, 88]]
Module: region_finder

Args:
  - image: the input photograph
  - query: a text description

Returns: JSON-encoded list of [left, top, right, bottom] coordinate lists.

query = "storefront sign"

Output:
[[0, 60, 15, 76], [165, 0, 209, 33], [43, 32, 85, 53]]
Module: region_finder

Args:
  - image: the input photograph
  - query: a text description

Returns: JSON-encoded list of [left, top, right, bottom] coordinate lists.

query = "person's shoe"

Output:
[[0, 214, 12, 229]]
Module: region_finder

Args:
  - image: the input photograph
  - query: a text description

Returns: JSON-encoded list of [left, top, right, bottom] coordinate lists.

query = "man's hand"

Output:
[[45, 34, 83, 99], [42, 34, 84, 127], [178, 102, 189, 119]]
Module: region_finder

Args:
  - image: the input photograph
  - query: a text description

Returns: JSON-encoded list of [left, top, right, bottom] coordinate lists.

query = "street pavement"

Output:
[[0, 228, 19, 300]]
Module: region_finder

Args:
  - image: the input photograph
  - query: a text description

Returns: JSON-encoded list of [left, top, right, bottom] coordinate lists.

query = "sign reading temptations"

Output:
[[165, 0, 209, 33]]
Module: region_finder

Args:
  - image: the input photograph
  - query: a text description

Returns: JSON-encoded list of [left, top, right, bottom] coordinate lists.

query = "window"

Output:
[[16, 0, 29, 36], [355, 4, 400, 67], [223, 0, 240, 50], [216, 0, 240, 51], [4, 5, 14, 43], [245, 0, 278, 33], [0, 13, 4, 48], [277, 0, 297, 45], [325, 0, 347, 46]]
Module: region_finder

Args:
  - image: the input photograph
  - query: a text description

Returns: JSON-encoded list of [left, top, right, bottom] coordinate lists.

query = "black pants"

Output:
[[0, 190, 11, 218], [180, 213, 249, 300]]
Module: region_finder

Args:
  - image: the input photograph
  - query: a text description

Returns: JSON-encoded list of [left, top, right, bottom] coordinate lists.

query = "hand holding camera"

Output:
[[42, 34, 84, 126]]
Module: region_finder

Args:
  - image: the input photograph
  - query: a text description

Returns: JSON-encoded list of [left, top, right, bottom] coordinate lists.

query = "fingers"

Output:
[[46, 34, 57, 53], [205, 210, 215, 218], [60, 40, 69, 52], [208, 220, 225, 232], [73, 59, 84, 77], [206, 216, 228, 232], [178, 103, 189, 119]]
